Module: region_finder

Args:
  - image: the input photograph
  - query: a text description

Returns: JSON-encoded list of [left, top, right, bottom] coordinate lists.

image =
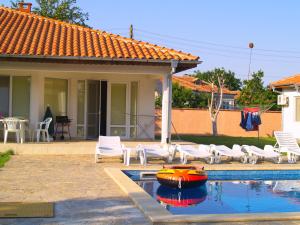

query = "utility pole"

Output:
[[248, 42, 254, 80], [129, 24, 133, 39]]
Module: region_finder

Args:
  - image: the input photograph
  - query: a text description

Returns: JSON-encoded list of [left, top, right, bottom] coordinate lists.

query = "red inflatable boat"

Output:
[[156, 165, 208, 188]]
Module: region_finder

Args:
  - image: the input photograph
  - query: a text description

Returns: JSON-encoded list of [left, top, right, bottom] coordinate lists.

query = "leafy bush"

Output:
[[0, 150, 14, 168]]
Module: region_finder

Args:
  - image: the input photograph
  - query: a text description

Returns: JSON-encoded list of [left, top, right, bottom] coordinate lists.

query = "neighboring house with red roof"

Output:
[[271, 74, 300, 138], [156, 75, 239, 109], [0, 3, 200, 142]]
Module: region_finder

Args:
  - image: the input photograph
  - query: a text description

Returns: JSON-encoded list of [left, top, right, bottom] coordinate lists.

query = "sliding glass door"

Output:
[[86, 80, 100, 138], [130, 82, 138, 138], [109, 82, 138, 138], [110, 83, 127, 137], [77, 80, 85, 138], [78, 80, 107, 139], [76, 80, 137, 139]]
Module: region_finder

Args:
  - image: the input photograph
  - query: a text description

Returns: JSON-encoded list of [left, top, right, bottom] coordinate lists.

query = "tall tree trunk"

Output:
[[212, 119, 218, 136]]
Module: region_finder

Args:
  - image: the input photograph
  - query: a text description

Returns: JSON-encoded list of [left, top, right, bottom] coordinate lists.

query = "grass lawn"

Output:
[[0, 150, 14, 168], [177, 135, 276, 149]]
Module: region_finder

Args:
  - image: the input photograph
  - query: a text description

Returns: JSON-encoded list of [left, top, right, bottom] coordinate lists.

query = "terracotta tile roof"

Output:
[[271, 74, 300, 88], [0, 6, 199, 62], [173, 75, 239, 95]]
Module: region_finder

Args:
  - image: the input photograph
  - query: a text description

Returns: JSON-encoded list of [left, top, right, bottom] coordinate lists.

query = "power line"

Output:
[[135, 33, 300, 63], [135, 28, 248, 50], [103, 27, 300, 59], [135, 27, 300, 55], [133, 35, 300, 61]]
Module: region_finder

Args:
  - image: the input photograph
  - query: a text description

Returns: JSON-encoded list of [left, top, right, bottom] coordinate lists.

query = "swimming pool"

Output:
[[124, 170, 300, 215]]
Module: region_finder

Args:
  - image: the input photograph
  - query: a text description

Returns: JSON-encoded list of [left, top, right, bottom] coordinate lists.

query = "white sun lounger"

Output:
[[136, 144, 174, 166], [210, 144, 247, 163], [175, 144, 215, 164], [274, 131, 300, 163], [242, 145, 281, 164], [95, 136, 131, 165]]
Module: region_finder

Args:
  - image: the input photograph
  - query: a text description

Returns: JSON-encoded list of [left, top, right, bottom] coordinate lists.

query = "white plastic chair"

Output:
[[175, 144, 215, 164], [274, 131, 300, 163], [136, 144, 174, 166], [36, 117, 52, 142], [210, 144, 247, 163], [242, 145, 281, 164], [3, 117, 20, 144], [95, 136, 131, 166]]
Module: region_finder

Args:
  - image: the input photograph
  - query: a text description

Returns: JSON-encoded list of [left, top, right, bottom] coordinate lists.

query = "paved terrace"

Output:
[[1, 154, 300, 224], [0, 140, 192, 155]]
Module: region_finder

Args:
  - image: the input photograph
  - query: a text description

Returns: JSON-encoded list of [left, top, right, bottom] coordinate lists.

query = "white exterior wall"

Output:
[[282, 88, 300, 138], [0, 61, 167, 140]]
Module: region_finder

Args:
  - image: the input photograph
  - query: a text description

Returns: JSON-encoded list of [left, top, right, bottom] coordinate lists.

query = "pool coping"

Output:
[[105, 167, 300, 224]]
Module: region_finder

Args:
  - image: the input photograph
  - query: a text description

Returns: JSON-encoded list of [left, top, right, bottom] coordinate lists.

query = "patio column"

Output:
[[161, 60, 178, 144]]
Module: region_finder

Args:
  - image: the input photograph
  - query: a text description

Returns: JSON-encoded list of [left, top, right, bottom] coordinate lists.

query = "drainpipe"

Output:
[[161, 60, 178, 145]]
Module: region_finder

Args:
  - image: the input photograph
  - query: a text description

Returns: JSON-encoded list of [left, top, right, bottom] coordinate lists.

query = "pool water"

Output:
[[124, 170, 300, 215]]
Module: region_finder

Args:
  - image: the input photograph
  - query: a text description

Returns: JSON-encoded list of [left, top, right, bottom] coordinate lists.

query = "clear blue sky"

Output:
[[3, 0, 300, 84]]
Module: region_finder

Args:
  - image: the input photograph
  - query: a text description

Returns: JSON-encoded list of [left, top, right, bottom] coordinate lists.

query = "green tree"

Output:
[[237, 70, 279, 110], [10, 0, 89, 27], [194, 68, 242, 91], [10, 0, 23, 8], [189, 92, 210, 108], [172, 83, 194, 108]]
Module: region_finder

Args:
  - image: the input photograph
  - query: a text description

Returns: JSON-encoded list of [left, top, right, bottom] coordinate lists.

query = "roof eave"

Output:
[[271, 83, 300, 90], [0, 54, 201, 65]]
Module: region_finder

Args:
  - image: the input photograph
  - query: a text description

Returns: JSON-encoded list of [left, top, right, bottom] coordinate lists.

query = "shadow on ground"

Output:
[[0, 196, 151, 225]]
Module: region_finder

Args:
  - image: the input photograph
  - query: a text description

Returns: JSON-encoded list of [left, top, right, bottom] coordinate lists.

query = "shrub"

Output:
[[0, 150, 14, 168]]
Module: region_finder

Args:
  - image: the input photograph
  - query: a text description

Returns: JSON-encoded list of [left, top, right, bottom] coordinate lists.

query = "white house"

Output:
[[0, 4, 200, 143], [271, 74, 300, 138]]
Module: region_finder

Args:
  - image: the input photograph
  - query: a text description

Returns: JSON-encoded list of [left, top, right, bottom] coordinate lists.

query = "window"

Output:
[[296, 97, 300, 121], [44, 78, 68, 118], [0, 76, 10, 117], [0, 76, 31, 118], [12, 76, 31, 118]]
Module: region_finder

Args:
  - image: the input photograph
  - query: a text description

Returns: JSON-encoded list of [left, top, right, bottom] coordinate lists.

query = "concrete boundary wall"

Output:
[[155, 108, 282, 137]]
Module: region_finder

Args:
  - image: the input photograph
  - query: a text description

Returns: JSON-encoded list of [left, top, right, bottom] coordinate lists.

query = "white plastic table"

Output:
[[0, 118, 29, 144]]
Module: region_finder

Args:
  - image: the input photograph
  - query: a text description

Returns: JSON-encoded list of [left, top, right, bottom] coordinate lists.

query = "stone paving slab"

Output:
[[1, 155, 300, 225], [0, 155, 151, 225]]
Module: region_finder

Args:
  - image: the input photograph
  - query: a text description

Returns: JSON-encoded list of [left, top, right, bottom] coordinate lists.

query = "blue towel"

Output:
[[240, 111, 246, 129], [245, 112, 254, 131]]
